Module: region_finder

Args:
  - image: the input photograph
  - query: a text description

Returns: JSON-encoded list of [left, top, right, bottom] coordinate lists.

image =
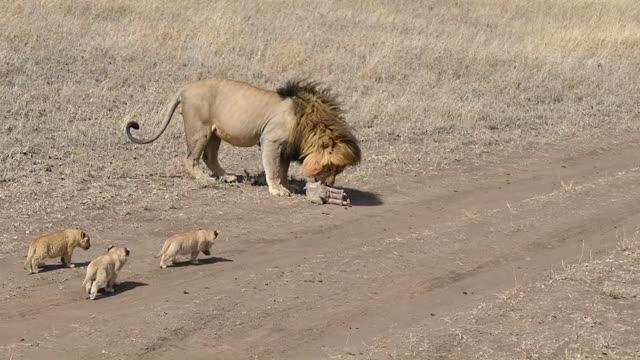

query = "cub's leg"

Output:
[[160, 253, 176, 268], [203, 132, 237, 183], [110, 271, 120, 288], [89, 269, 108, 300], [182, 108, 212, 180], [61, 253, 75, 268], [189, 250, 200, 265], [106, 276, 117, 293], [30, 256, 42, 274], [160, 243, 178, 268], [261, 140, 292, 197], [84, 280, 93, 295], [159, 254, 169, 268]]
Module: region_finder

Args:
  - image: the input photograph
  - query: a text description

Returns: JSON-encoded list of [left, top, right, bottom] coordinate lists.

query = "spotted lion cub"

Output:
[[82, 245, 130, 300], [155, 229, 218, 268], [23, 229, 91, 274]]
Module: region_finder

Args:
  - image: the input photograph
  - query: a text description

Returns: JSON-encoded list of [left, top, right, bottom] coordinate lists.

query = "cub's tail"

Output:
[[154, 240, 170, 258]]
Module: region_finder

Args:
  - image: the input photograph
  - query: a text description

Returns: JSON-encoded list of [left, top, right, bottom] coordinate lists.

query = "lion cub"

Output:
[[155, 229, 218, 268], [23, 229, 91, 274], [82, 245, 130, 300]]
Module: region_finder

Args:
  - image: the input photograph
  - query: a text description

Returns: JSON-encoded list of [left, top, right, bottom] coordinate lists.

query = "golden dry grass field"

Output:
[[1, 1, 640, 359]]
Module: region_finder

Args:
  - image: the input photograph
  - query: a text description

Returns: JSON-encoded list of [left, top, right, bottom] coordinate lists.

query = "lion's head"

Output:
[[278, 80, 361, 186]]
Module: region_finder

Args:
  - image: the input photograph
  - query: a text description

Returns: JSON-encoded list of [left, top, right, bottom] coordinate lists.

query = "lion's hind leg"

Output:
[[203, 131, 237, 183], [182, 110, 212, 180]]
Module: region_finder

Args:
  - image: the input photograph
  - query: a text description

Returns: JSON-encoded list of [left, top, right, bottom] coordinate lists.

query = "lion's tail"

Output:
[[23, 245, 34, 271], [125, 88, 183, 145], [154, 240, 170, 258]]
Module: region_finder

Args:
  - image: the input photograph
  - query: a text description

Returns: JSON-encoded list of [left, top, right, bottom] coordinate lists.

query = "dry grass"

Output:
[[1, 0, 639, 240]]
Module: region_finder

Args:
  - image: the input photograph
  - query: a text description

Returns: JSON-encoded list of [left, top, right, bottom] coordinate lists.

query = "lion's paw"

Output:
[[269, 185, 293, 197], [195, 177, 218, 189], [219, 174, 238, 183]]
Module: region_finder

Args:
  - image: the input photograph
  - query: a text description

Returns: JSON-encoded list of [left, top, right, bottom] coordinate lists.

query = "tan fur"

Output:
[[82, 245, 130, 300], [23, 229, 91, 274], [155, 229, 218, 268], [125, 78, 361, 195]]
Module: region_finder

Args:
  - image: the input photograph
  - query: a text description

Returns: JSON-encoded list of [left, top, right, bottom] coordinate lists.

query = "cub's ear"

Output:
[[125, 248, 131, 256], [213, 230, 219, 237], [81, 231, 89, 240], [107, 245, 115, 252]]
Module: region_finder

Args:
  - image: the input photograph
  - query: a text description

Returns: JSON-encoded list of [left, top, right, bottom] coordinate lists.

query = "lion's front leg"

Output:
[[261, 140, 292, 197], [278, 157, 299, 194]]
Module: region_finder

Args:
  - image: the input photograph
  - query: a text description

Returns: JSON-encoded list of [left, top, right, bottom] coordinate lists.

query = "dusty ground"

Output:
[[2, 1, 640, 359], [2, 136, 640, 360]]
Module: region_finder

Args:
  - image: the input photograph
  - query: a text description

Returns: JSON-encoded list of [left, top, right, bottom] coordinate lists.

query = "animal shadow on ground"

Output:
[[236, 170, 305, 190], [33, 261, 91, 274], [93, 281, 148, 300], [169, 256, 233, 267], [341, 187, 383, 206], [237, 170, 383, 206]]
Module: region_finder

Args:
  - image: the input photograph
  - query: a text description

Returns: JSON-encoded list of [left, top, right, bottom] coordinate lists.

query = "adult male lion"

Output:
[[125, 79, 361, 196]]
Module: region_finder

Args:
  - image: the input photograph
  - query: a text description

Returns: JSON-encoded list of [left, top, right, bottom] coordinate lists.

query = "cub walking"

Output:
[[82, 245, 130, 300], [24, 229, 91, 274], [155, 229, 218, 268]]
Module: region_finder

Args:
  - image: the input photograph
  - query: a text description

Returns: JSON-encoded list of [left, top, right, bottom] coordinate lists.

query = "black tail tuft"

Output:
[[126, 121, 140, 131]]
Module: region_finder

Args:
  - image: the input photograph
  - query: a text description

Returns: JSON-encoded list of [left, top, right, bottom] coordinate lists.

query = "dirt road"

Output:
[[2, 140, 640, 359]]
